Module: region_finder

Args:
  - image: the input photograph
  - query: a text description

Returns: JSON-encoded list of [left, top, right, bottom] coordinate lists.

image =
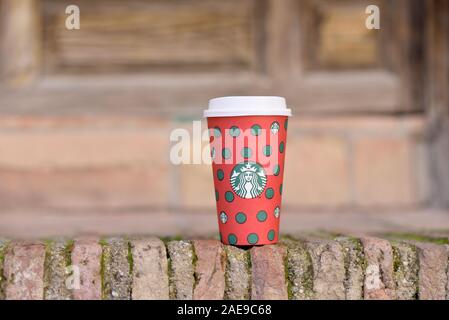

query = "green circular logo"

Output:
[[271, 121, 280, 134], [273, 165, 281, 176], [284, 119, 288, 129], [256, 210, 267, 222], [247, 233, 259, 245], [228, 234, 237, 245], [225, 191, 234, 202], [251, 124, 262, 136], [279, 183, 283, 195], [214, 127, 221, 137], [279, 141, 285, 153], [215, 190, 219, 201], [229, 126, 240, 138], [217, 169, 224, 181], [230, 162, 267, 199], [241, 147, 252, 159], [267, 229, 276, 241], [235, 212, 247, 224], [222, 148, 232, 160], [263, 145, 272, 156], [265, 188, 274, 199]]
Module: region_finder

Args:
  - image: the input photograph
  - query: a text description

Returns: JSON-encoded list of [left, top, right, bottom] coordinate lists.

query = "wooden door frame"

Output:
[[0, 0, 429, 116]]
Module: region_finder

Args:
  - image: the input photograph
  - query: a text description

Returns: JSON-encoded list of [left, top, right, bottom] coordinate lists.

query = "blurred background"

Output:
[[0, 0, 448, 239]]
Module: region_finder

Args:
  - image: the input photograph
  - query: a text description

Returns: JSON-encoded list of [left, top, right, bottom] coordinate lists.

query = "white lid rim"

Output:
[[203, 109, 292, 118], [204, 96, 292, 118]]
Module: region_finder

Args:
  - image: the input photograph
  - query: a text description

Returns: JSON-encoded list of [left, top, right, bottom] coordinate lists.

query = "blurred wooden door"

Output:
[[0, 0, 427, 116]]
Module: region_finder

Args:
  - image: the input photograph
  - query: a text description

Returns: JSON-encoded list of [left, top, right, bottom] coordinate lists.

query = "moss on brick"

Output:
[[64, 240, 74, 266], [224, 245, 251, 300], [99, 238, 107, 300], [383, 233, 449, 245], [390, 241, 418, 300], [336, 237, 366, 300], [0, 240, 9, 299], [166, 240, 195, 300], [101, 237, 132, 300], [283, 247, 293, 300], [191, 244, 199, 290], [281, 238, 314, 300], [43, 240, 73, 300], [126, 239, 133, 276]]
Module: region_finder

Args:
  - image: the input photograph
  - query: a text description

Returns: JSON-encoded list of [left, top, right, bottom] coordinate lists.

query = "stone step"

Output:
[[0, 114, 426, 211], [1, 234, 449, 300], [2, 208, 449, 240]]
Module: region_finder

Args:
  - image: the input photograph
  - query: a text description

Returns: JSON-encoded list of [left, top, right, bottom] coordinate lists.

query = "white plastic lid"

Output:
[[204, 96, 292, 117]]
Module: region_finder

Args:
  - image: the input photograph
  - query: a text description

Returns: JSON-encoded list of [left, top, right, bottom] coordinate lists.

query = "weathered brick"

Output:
[[167, 240, 195, 300], [192, 240, 225, 300], [282, 239, 314, 300], [251, 245, 288, 300], [416, 243, 448, 300], [102, 237, 132, 300], [0, 240, 8, 299], [224, 246, 251, 300], [391, 242, 418, 300], [354, 137, 415, 206], [44, 241, 72, 300], [71, 239, 102, 300], [4, 242, 46, 300], [307, 240, 346, 300], [361, 237, 395, 300], [284, 135, 350, 207], [131, 238, 169, 300], [336, 237, 365, 300]]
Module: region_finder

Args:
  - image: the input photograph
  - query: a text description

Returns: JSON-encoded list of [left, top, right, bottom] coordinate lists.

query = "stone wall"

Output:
[[0, 115, 426, 212], [1, 234, 448, 300]]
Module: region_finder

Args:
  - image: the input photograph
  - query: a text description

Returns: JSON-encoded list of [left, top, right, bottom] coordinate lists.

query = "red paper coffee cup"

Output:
[[204, 96, 291, 246]]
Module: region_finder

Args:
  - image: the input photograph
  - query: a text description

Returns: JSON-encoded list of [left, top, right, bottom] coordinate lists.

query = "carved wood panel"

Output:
[[42, 0, 262, 73]]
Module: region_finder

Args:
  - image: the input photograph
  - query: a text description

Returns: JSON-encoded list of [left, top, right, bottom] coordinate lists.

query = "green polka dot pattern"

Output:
[[267, 230, 275, 241], [273, 165, 280, 176], [225, 191, 234, 202], [222, 148, 231, 160], [263, 145, 272, 156], [247, 233, 259, 245], [251, 124, 262, 136], [228, 234, 237, 245], [217, 169, 224, 181], [210, 117, 288, 246], [235, 212, 247, 224], [256, 210, 267, 222], [241, 147, 252, 159], [229, 126, 240, 138], [265, 188, 274, 199]]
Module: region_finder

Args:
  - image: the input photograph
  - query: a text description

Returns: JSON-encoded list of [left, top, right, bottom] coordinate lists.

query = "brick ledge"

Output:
[[1, 235, 449, 300]]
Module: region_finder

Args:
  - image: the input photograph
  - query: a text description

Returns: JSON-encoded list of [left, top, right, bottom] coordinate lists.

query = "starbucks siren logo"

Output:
[[230, 162, 267, 199]]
